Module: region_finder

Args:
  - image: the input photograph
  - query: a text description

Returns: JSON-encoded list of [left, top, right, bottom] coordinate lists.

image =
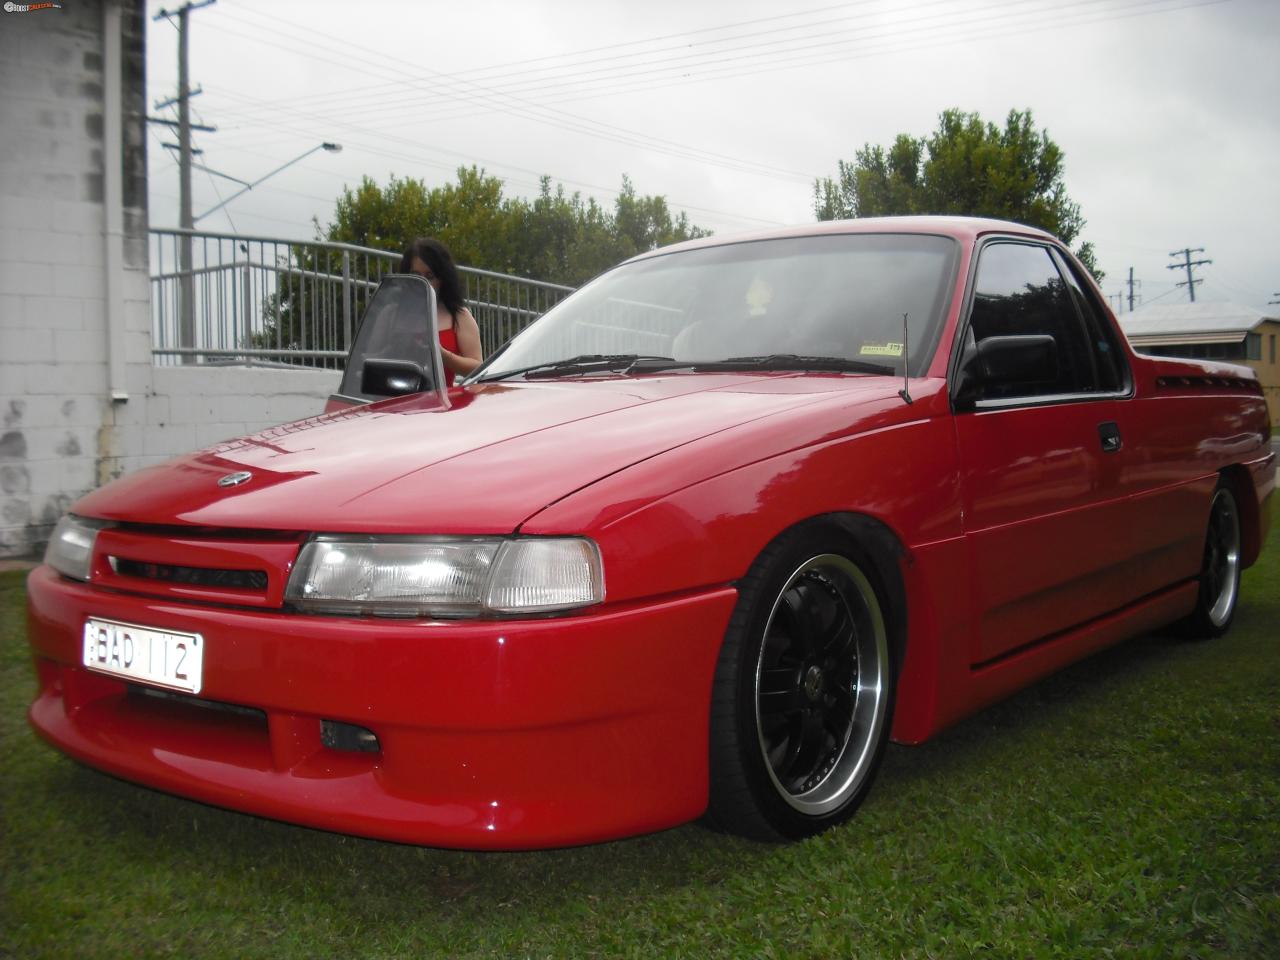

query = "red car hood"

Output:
[[75, 374, 900, 534]]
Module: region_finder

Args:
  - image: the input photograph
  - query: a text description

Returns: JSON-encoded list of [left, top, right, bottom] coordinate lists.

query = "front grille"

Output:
[[112, 558, 268, 591], [93, 526, 300, 609]]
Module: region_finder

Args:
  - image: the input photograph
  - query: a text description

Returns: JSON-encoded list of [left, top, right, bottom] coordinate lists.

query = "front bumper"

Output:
[[26, 565, 737, 849]]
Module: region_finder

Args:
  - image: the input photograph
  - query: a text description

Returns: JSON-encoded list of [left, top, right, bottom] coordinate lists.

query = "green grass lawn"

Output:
[[2, 530, 1277, 960]]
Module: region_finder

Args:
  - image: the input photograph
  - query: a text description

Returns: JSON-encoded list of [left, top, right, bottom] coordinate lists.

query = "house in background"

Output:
[[1120, 301, 1280, 428]]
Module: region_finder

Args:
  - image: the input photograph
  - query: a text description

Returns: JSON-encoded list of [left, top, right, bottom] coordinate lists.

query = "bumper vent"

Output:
[[322, 720, 381, 753], [128, 684, 267, 723], [1155, 375, 1261, 395]]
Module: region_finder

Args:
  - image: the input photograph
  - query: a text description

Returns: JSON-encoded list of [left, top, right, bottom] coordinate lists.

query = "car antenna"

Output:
[[898, 312, 913, 405]]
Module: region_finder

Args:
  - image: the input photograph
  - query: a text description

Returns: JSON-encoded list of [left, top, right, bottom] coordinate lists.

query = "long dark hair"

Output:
[[398, 237, 466, 317]]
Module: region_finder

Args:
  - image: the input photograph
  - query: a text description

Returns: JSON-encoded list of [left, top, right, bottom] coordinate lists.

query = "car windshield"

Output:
[[472, 232, 960, 382]]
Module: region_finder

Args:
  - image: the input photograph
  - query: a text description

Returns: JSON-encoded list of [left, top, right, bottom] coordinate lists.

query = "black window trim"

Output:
[[948, 235, 1134, 413], [1046, 246, 1134, 398]]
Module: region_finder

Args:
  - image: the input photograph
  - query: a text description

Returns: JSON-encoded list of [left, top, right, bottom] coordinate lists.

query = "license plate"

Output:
[[83, 618, 204, 694]]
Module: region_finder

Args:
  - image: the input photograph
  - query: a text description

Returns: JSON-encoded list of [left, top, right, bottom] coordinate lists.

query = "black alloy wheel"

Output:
[[708, 524, 895, 840]]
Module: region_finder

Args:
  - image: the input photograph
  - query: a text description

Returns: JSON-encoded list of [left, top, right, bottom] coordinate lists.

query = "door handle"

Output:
[[1098, 421, 1122, 453]]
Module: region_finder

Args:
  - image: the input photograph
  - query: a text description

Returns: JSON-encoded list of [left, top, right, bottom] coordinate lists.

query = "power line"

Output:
[[180, 85, 787, 230], [154, 0, 1231, 241], [484, 0, 1228, 113], [208, 0, 894, 119], [198, 0, 1223, 175], [179, 0, 1226, 246], [214, 0, 1210, 125], [202, 5, 835, 182], [1141, 285, 1186, 306]]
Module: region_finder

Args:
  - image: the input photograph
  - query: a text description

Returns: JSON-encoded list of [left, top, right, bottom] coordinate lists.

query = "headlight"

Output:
[[285, 536, 605, 618], [44, 515, 113, 582]]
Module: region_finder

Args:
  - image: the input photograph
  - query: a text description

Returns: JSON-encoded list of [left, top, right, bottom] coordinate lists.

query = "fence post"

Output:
[[242, 259, 252, 349], [342, 250, 352, 351], [180, 234, 194, 363]]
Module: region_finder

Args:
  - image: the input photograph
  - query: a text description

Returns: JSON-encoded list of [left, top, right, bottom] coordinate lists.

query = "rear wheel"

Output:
[[708, 525, 895, 840], [1178, 482, 1242, 639]]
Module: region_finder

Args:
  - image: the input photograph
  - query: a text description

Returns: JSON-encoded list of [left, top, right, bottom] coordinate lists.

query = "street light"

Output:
[[194, 142, 342, 222], [176, 141, 342, 363]]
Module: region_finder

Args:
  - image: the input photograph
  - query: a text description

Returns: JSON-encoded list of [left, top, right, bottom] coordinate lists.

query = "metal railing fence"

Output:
[[150, 228, 576, 368]]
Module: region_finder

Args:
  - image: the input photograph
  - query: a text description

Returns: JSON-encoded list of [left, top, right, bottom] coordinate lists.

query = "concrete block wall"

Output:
[[0, 2, 345, 558], [146, 366, 340, 459], [1, 1, 141, 558]]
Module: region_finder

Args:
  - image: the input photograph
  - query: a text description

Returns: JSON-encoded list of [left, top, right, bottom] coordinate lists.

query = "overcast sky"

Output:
[[145, 0, 1280, 313]]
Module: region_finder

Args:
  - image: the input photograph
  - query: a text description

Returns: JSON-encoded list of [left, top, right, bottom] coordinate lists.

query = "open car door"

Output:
[[324, 274, 450, 412]]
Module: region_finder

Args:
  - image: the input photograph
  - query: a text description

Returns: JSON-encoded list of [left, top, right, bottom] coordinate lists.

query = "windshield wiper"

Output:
[[472, 354, 678, 383], [473, 352, 895, 383], [694, 354, 896, 375]]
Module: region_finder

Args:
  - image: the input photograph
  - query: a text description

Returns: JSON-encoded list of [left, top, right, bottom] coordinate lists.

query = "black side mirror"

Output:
[[974, 334, 1058, 383], [360, 358, 426, 398], [954, 334, 1059, 411], [333, 275, 449, 407]]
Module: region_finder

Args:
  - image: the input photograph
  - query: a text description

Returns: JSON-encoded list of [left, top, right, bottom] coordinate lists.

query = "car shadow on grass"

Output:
[[43, 756, 768, 921], [27, 613, 1229, 934], [881, 626, 1197, 779]]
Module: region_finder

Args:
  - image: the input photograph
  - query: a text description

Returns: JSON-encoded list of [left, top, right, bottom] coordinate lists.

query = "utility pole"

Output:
[[154, 0, 216, 362], [1126, 267, 1140, 313], [1167, 247, 1211, 303]]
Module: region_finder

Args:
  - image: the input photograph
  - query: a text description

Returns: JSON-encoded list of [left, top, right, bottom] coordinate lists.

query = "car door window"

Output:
[[967, 242, 1099, 401], [1051, 249, 1129, 394]]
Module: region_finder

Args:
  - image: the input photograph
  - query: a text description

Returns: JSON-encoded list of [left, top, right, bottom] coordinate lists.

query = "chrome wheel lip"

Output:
[[1205, 488, 1241, 628], [753, 553, 889, 817]]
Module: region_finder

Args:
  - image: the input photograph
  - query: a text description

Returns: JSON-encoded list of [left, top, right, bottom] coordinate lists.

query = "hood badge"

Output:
[[217, 470, 253, 488]]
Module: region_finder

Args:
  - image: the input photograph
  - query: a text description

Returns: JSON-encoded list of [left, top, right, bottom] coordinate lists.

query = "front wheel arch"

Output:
[[820, 513, 909, 675]]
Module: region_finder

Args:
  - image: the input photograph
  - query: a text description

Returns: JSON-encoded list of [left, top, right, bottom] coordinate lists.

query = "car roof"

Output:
[[625, 215, 1058, 264]]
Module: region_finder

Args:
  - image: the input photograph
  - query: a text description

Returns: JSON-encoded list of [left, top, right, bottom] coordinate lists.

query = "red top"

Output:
[[438, 323, 458, 386]]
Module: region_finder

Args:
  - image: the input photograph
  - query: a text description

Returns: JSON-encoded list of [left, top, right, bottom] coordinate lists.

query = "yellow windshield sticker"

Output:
[[745, 277, 774, 317], [860, 342, 904, 357]]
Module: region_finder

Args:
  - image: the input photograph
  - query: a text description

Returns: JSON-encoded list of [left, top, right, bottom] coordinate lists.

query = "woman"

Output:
[[398, 237, 483, 386]]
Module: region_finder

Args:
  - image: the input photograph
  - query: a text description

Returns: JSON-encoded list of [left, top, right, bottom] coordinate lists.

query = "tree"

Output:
[[254, 168, 709, 360], [324, 167, 523, 275], [814, 109, 1099, 277], [321, 167, 709, 285]]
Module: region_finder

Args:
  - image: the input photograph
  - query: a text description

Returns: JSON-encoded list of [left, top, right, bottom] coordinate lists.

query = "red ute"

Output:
[[27, 217, 1275, 848]]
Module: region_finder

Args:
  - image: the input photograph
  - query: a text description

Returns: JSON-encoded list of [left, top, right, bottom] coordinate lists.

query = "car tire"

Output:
[[707, 522, 895, 841], [1176, 481, 1243, 640]]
